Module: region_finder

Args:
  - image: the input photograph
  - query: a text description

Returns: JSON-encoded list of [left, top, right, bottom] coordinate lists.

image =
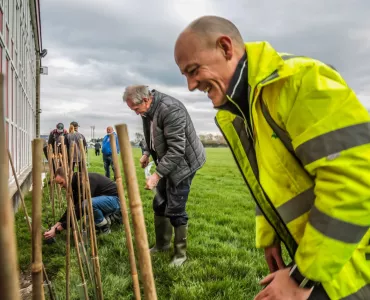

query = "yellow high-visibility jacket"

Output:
[[215, 41, 370, 299]]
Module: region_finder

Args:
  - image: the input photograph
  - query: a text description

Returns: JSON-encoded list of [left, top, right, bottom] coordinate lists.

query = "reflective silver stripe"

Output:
[[309, 206, 369, 244], [256, 206, 263, 216], [295, 122, 370, 165], [232, 117, 259, 178], [230, 59, 247, 99], [366, 253, 370, 261], [256, 186, 315, 222], [260, 70, 278, 84], [281, 54, 303, 60], [342, 284, 370, 300], [277, 187, 315, 223]]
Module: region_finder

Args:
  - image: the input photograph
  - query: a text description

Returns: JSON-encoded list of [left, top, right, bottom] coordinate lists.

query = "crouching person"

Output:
[[122, 85, 206, 266], [44, 167, 121, 240]]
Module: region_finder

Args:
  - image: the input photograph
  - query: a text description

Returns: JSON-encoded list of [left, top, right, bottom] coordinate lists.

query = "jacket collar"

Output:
[[245, 41, 286, 87], [143, 90, 160, 120], [216, 42, 291, 116], [216, 53, 248, 118]]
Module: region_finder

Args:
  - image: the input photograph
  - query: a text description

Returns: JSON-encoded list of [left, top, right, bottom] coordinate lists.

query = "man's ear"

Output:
[[216, 36, 233, 60]]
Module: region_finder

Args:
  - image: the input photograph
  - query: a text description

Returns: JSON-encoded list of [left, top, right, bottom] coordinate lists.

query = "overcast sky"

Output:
[[39, 0, 370, 140]]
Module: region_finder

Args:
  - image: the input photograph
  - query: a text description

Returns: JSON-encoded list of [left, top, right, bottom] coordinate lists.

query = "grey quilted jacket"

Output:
[[142, 90, 206, 186]]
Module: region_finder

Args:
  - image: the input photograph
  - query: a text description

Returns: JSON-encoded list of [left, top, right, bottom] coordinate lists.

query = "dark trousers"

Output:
[[103, 154, 115, 179], [72, 161, 83, 172], [153, 173, 195, 227], [95, 149, 100, 156]]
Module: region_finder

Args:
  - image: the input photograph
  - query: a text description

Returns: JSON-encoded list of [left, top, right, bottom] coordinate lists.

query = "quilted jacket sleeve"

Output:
[[155, 105, 187, 177]]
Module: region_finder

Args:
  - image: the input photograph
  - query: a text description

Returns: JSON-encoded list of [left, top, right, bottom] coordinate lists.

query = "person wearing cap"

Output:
[[65, 121, 87, 171], [70, 121, 79, 131], [47, 123, 68, 172], [48, 123, 68, 149]]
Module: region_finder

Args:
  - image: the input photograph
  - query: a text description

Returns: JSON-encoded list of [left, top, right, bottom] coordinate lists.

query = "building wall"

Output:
[[1, 0, 41, 205]]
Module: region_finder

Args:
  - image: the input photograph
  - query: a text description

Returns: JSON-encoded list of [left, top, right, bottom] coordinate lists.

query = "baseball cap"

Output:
[[56, 123, 64, 133], [70, 121, 79, 128]]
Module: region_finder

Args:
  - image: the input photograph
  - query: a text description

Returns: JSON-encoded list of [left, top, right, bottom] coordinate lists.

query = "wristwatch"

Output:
[[289, 264, 318, 289]]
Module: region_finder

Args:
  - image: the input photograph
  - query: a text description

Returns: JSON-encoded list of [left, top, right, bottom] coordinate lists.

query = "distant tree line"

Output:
[[198, 134, 227, 147], [130, 132, 227, 148]]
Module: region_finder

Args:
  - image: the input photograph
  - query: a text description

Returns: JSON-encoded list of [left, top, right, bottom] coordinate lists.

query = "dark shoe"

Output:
[[149, 216, 172, 253], [109, 211, 122, 224], [95, 218, 111, 235], [170, 225, 187, 267]]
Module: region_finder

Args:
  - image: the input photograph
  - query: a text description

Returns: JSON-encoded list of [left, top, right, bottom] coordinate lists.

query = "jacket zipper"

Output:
[[215, 117, 297, 259]]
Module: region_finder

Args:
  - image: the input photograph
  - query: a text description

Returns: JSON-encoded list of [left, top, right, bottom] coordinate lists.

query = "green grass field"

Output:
[[16, 148, 272, 300]]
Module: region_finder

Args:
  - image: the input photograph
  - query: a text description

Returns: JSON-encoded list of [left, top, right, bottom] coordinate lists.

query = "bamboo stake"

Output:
[[72, 203, 94, 287], [76, 143, 83, 231], [69, 141, 92, 286], [79, 139, 104, 300], [61, 136, 68, 184], [53, 142, 58, 173], [8, 149, 32, 229], [110, 133, 141, 299], [115, 124, 157, 300], [70, 202, 89, 300], [0, 74, 20, 300], [47, 144, 56, 215], [81, 167, 88, 246], [7, 149, 56, 300], [49, 144, 62, 211], [65, 141, 75, 300], [32, 139, 45, 300]]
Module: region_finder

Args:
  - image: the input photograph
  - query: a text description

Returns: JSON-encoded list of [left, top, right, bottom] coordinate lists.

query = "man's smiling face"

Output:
[[175, 31, 238, 107]]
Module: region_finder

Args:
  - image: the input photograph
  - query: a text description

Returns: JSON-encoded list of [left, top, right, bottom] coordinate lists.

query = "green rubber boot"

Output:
[[170, 225, 187, 267], [149, 216, 172, 253]]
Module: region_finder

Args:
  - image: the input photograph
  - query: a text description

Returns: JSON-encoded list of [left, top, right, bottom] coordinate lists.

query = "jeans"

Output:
[[103, 153, 115, 179], [153, 173, 195, 227], [92, 195, 120, 224], [95, 149, 100, 156]]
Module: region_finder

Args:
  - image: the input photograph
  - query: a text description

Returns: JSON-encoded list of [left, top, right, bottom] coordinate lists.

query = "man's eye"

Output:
[[188, 67, 198, 76]]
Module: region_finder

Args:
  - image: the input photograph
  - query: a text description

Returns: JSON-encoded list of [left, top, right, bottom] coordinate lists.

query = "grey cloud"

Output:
[[40, 0, 370, 138]]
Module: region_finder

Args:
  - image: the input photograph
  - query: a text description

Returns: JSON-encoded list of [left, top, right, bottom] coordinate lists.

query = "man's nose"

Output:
[[187, 77, 198, 92]]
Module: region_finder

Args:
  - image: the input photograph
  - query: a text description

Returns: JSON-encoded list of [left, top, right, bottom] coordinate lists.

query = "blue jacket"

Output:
[[102, 132, 120, 155]]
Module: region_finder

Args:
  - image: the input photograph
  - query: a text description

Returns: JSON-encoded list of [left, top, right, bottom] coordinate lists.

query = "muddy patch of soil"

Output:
[[19, 269, 32, 300]]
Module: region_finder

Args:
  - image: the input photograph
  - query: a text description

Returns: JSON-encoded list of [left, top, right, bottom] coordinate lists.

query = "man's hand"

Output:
[[44, 228, 56, 240], [140, 155, 149, 168], [43, 223, 63, 239], [145, 173, 160, 190], [254, 268, 313, 300], [264, 243, 286, 273]]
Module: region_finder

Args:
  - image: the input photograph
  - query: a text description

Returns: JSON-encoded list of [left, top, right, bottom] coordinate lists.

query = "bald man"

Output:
[[101, 126, 120, 179], [174, 16, 370, 300]]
